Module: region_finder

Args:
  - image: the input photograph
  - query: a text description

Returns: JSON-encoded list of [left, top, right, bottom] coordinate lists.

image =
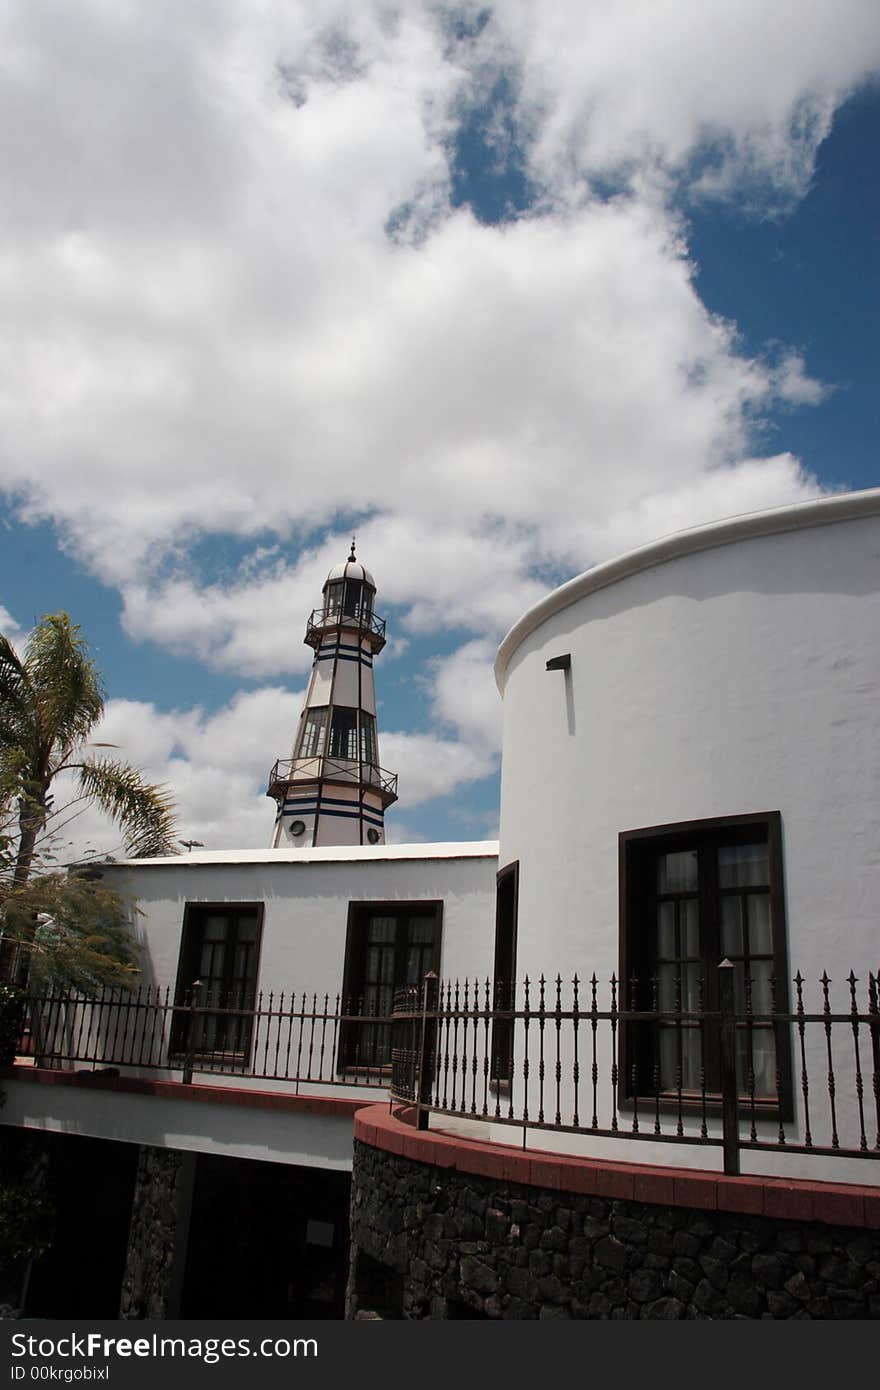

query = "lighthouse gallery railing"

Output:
[[267, 756, 398, 800]]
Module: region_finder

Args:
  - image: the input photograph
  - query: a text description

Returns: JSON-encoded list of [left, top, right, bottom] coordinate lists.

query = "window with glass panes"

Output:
[[323, 579, 373, 623], [328, 708, 358, 760], [340, 904, 442, 1068], [299, 708, 328, 758], [620, 813, 790, 1108], [324, 579, 344, 617], [360, 713, 377, 767], [171, 904, 263, 1060]]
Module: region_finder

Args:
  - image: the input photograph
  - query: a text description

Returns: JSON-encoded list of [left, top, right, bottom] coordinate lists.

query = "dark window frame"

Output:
[[171, 902, 265, 1062], [324, 579, 374, 624], [491, 861, 519, 1083], [359, 712, 377, 767], [339, 900, 443, 1072], [619, 812, 792, 1117], [328, 708, 358, 760], [299, 707, 329, 758]]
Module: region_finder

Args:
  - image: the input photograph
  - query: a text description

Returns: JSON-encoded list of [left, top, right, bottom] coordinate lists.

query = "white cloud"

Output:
[[0, 1, 866, 596], [380, 730, 497, 808], [769, 351, 831, 408], [0, 2, 875, 841], [430, 640, 503, 754], [38, 683, 498, 857], [41, 687, 304, 862], [119, 520, 547, 675], [0, 603, 25, 646], [484, 0, 880, 206]]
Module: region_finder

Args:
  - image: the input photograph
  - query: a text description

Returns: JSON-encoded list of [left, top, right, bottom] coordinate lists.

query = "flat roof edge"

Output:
[[494, 487, 880, 691], [103, 840, 500, 869]]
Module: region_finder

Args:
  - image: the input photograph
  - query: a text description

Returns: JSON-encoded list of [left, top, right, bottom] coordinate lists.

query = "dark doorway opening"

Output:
[[25, 1133, 138, 1317], [180, 1153, 350, 1318]]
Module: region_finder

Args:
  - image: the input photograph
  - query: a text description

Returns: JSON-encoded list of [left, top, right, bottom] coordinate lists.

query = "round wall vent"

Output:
[[366, 827, 380, 844], [289, 819, 306, 837]]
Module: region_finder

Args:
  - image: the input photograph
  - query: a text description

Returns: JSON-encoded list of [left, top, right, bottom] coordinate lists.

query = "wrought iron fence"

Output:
[[16, 985, 393, 1090], [391, 968, 880, 1175]]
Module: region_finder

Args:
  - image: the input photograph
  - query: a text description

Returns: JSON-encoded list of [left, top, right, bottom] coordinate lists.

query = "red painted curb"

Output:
[[2, 1065, 365, 1119], [353, 1103, 879, 1226]]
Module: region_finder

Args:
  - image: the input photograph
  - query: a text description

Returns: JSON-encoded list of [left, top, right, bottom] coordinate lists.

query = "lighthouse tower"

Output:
[[267, 543, 398, 847]]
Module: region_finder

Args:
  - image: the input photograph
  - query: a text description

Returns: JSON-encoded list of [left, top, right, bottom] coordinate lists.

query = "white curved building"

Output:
[[492, 488, 880, 1172]]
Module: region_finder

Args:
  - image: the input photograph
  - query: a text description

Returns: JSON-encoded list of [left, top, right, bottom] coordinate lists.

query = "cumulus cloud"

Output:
[[40, 688, 304, 862], [379, 728, 497, 808], [430, 640, 503, 754], [768, 350, 831, 408], [484, 0, 880, 207], [1, 1, 876, 847], [0, 603, 25, 646], [1, 1, 867, 590], [120, 520, 547, 675], [40, 684, 499, 859]]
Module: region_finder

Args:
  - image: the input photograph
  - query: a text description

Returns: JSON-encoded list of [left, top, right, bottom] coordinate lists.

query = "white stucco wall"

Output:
[[0, 1077, 357, 1170], [103, 843, 499, 1001], [491, 491, 880, 1177], [496, 493, 880, 986]]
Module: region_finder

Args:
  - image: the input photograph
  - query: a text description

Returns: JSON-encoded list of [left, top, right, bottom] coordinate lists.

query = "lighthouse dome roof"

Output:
[[324, 554, 375, 589]]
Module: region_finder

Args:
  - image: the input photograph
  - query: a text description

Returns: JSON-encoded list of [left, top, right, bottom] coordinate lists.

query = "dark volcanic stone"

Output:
[[595, 1235, 627, 1272], [642, 1297, 685, 1320], [752, 1253, 784, 1290]]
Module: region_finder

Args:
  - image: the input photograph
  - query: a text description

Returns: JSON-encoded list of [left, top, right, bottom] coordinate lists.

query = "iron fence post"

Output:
[[869, 970, 880, 1150], [718, 959, 740, 1176], [182, 978, 201, 1086], [416, 972, 439, 1131]]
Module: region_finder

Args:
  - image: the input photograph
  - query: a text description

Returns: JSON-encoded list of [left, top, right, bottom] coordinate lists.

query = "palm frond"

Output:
[[0, 632, 33, 751], [23, 614, 104, 762], [74, 757, 178, 858]]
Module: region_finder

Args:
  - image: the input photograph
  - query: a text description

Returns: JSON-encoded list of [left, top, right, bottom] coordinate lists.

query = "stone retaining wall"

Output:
[[349, 1136, 880, 1319], [119, 1146, 194, 1319]]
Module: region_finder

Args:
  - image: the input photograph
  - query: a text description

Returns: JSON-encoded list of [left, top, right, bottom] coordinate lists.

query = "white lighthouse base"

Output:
[[273, 783, 387, 848]]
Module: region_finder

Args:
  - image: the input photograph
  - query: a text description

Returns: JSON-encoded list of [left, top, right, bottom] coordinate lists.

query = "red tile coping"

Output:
[[1, 1065, 364, 1119], [354, 1103, 879, 1229]]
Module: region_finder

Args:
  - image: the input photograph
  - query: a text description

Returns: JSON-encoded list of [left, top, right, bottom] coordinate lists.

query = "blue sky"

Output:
[[0, 3, 877, 857]]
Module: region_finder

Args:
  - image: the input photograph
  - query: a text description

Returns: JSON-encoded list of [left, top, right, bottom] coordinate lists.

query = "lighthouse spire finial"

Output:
[[349, 534, 357, 562]]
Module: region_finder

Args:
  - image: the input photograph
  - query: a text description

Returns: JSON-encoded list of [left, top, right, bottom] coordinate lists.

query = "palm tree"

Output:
[[0, 613, 177, 976]]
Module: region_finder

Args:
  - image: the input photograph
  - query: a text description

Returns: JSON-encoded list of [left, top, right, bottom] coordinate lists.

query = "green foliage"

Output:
[[0, 612, 177, 984], [75, 758, 177, 860], [1, 875, 140, 992], [0, 984, 26, 1065], [0, 1184, 53, 1265], [0, 612, 178, 891]]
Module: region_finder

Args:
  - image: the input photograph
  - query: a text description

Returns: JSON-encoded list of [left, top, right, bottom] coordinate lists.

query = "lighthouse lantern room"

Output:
[[267, 542, 398, 847]]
